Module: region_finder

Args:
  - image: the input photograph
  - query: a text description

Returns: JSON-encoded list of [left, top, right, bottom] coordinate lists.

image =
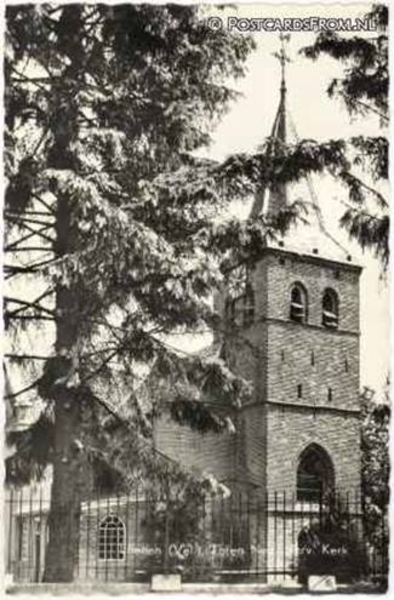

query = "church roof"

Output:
[[249, 36, 356, 268]]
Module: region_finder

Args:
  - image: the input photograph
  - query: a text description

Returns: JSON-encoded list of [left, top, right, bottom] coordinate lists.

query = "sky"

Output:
[[175, 2, 388, 392]]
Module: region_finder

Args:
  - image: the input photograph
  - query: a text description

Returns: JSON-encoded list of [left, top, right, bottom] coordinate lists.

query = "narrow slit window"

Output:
[[225, 298, 236, 324], [297, 384, 303, 399], [243, 284, 255, 327], [322, 289, 339, 329], [328, 387, 333, 401]]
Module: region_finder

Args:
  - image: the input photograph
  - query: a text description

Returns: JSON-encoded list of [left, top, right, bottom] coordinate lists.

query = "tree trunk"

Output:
[[42, 390, 83, 581], [43, 194, 85, 582]]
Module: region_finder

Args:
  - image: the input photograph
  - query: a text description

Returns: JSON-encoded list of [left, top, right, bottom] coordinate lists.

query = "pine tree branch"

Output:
[[89, 392, 179, 469], [32, 194, 57, 216], [81, 347, 125, 385], [10, 65, 54, 88], [339, 171, 388, 208], [339, 92, 389, 123], [30, 127, 51, 159]]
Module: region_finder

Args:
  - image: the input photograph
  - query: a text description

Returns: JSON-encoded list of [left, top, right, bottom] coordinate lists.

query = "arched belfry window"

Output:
[[290, 283, 307, 323], [243, 284, 255, 327], [297, 444, 335, 502], [98, 515, 125, 560], [322, 288, 339, 329]]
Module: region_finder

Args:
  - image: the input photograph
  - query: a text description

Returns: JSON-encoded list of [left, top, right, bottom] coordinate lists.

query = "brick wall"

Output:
[[266, 321, 359, 410], [156, 247, 362, 497], [153, 412, 237, 482], [265, 405, 361, 493], [264, 251, 360, 333], [261, 250, 362, 495]]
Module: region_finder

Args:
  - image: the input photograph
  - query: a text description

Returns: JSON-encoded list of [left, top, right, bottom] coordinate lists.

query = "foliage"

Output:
[[301, 4, 389, 267], [298, 378, 391, 588], [360, 385, 389, 548], [297, 492, 368, 584]]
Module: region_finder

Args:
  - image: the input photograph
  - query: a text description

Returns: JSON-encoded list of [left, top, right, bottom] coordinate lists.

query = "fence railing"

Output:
[[4, 487, 388, 589]]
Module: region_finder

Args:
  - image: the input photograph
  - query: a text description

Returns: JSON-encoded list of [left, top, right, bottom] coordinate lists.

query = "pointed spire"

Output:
[[248, 36, 352, 264], [272, 32, 290, 148], [250, 34, 291, 218]]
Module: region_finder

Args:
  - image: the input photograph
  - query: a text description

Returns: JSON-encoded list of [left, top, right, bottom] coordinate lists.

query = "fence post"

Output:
[[163, 486, 170, 575], [8, 489, 14, 576]]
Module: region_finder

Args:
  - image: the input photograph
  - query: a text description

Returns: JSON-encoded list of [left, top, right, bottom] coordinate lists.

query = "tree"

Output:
[[301, 4, 388, 267], [4, 4, 258, 581], [360, 385, 389, 551]]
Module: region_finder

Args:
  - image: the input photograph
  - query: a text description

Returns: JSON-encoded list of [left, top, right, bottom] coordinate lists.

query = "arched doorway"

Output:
[[296, 443, 334, 502]]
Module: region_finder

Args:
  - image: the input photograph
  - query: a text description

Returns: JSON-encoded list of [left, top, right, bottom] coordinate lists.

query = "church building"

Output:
[[6, 40, 366, 586]]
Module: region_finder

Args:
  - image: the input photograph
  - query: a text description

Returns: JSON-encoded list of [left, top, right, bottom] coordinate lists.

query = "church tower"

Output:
[[219, 36, 362, 500], [155, 36, 362, 503]]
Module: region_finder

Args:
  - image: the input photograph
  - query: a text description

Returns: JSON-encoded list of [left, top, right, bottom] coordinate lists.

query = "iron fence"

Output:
[[4, 486, 388, 589]]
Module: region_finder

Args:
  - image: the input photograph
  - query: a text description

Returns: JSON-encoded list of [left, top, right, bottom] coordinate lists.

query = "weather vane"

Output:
[[272, 33, 291, 92]]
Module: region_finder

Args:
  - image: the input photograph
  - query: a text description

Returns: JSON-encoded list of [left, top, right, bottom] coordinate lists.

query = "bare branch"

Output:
[[4, 378, 41, 401], [4, 225, 54, 251], [5, 354, 52, 361], [5, 314, 55, 322], [4, 296, 56, 317], [4, 246, 53, 253], [6, 222, 55, 246], [5, 213, 56, 227]]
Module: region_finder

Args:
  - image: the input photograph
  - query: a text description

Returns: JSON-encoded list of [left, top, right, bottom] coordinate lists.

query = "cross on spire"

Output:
[[269, 33, 291, 153], [273, 33, 291, 94]]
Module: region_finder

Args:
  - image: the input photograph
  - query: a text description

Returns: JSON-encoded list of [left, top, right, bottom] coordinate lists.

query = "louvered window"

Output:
[[290, 284, 307, 323]]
